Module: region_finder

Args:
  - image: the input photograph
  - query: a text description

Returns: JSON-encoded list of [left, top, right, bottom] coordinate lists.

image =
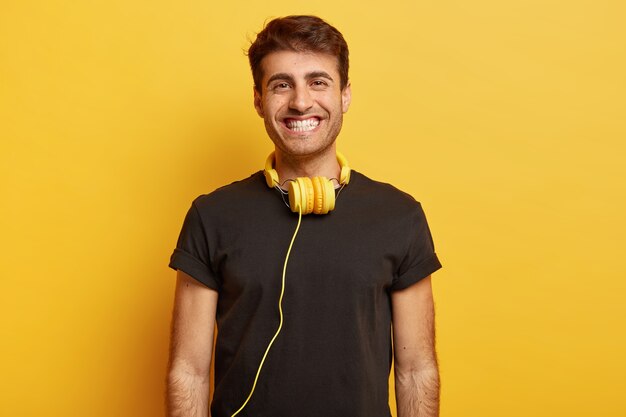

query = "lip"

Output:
[[281, 115, 322, 122]]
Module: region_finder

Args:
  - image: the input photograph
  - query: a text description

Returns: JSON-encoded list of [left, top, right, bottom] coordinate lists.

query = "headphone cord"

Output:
[[230, 207, 303, 417]]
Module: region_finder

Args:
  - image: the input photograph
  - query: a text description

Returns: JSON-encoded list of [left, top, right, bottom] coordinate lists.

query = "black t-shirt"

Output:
[[169, 170, 442, 417]]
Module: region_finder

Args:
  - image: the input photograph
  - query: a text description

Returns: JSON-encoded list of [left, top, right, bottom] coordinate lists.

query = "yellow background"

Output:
[[1, 0, 625, 416]]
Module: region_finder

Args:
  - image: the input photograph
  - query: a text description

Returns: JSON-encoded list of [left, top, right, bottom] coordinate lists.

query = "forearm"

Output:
[[166, 367, 210, 417], [395, 366, 440, 417]]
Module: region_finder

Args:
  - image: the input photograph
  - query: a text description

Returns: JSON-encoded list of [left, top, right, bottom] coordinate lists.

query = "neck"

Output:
[[274, 146, 341, 184]]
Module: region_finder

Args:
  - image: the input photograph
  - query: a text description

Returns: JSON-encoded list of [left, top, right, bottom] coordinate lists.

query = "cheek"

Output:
[[263, 98, 285, 118]]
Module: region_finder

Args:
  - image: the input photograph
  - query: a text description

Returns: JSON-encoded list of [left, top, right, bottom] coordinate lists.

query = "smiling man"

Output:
[[167, 15, 442, 417]]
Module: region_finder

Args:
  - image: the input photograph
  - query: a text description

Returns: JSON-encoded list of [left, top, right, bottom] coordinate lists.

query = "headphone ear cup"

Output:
[[312, 177, 324, 214], [303, 177, 314, 214], [311, 177, 335, 214], [288, 177, 314, 215], [288, 179, 301, 213], [323, 177, 336, 212]]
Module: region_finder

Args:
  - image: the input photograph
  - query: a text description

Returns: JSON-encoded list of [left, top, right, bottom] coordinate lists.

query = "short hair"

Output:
[[247, 15, 350, 92]]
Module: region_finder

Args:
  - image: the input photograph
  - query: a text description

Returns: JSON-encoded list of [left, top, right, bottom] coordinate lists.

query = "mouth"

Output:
[[283, 117, 321, 132]]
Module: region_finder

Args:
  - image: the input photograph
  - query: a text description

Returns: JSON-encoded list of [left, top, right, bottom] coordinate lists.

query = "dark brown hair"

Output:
[[247, 15, 350, 92]]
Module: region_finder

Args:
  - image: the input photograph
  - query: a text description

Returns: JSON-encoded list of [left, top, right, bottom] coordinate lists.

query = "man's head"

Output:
[[248, 15, 350, 93], [248, 16, 352, 160]]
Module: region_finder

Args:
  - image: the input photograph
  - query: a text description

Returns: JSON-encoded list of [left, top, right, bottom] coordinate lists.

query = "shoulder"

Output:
[[349, 170, 424, 212], [191, 171, 266, 211], [344, 171, 432, 233]]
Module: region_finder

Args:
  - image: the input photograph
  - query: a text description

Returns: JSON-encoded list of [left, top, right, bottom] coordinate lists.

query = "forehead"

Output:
[[259, 50, 340, 83]]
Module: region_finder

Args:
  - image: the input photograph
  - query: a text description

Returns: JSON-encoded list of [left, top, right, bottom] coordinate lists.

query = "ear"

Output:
[[253, 87, 264, 118], [341, 82, 352, 113]]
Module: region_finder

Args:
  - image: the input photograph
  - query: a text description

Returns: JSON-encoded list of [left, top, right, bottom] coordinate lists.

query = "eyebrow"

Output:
[[265, 71, 335, 87], [266, 73, 295, 87]]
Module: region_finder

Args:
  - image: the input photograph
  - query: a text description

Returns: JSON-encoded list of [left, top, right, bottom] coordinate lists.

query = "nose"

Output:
[[289, 85, 314, 113]]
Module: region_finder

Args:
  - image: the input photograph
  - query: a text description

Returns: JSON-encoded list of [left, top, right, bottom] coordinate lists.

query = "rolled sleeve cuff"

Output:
[[390, 253, 442, 291], [169, 248, 220, 291]]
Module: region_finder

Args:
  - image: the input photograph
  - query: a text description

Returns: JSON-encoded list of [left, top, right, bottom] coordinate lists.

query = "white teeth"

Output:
[[286, 118, 320, 132]]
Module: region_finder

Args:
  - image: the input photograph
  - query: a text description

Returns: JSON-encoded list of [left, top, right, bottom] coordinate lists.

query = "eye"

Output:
[[311, 80, 328, 88], [272, 82, 291, 91]]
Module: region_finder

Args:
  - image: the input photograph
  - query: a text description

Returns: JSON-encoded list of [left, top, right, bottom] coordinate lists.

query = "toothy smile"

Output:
[[285, 117, 320, 132]]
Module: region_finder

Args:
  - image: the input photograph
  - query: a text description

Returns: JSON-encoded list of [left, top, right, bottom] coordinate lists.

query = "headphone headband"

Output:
[[263, 151, 351, 188]]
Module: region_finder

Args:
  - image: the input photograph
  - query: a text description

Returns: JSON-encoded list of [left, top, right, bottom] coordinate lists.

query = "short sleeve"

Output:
[[168, 200, 221, 291], [390, 203, 442, 291]]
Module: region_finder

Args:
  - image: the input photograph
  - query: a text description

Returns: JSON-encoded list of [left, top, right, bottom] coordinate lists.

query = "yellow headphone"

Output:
[[264, 151, 351, 215]]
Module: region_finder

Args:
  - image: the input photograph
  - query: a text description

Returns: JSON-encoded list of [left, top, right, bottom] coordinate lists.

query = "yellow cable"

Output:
[[230, 208, 303, 416]]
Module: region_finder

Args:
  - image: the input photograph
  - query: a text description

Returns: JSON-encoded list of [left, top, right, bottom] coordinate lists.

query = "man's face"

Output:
[[254, 50, 351, 159]]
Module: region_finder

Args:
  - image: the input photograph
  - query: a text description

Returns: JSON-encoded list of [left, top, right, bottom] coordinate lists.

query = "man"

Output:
[[167, 15, 442, 417]]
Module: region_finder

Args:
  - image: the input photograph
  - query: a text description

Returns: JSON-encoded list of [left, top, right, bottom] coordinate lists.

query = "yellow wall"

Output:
[[2, 1, 625, 416]]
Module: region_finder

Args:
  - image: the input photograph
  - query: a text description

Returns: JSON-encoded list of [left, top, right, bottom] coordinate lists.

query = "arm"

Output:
[[167, 270, 218, 417], [391, 275, 440, 417]]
